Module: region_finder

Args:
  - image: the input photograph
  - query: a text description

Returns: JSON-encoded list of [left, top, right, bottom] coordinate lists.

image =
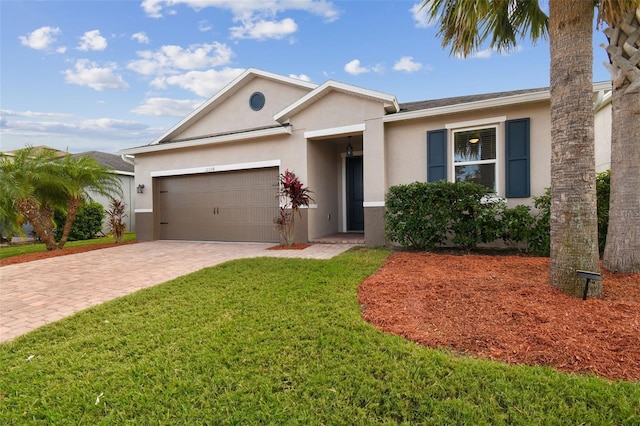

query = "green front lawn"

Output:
[[1, 249, 638, 424], [0, 232, 136, 260]]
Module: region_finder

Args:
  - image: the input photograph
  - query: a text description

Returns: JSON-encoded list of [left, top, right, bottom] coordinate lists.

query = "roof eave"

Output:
[[120, 125, 292, 155]]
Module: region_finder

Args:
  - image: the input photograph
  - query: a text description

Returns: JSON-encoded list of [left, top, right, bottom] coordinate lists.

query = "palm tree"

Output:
[[601, 6, 640, 273], [54, 154, 123, 249], [0, 147, 66, 250], [0, 147, 123, 250], [420, 0, 638, 297]]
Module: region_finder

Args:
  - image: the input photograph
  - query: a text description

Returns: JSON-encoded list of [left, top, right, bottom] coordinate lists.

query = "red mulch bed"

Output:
[[358, 252, 640, 382], [267, 243, 311, 250], [0, 241, 137, 266]]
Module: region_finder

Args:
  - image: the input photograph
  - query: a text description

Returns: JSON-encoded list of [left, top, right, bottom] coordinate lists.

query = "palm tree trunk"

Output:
[[602, 7, 640, 273], [17, 198, 58, 251], [57, 196, 82, 249], [549, 0, 602, 297]]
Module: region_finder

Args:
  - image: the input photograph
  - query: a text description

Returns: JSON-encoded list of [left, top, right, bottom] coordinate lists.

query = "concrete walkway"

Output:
[[0, 241, 357, 343]]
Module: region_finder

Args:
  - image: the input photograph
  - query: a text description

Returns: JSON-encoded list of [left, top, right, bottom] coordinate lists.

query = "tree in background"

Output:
[[420, 0, 638, 297], [0, 146, 122, 250]]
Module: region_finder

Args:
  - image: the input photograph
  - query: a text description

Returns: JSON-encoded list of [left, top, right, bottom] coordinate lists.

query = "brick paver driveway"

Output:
[[0, 241, 356, 343]]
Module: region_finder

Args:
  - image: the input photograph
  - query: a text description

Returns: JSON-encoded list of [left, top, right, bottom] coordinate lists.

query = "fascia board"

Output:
[[383, 91, 551, 123], [149, 68, 317, 145], [384, 81, 614, 123], [119, 125, 292, 155]]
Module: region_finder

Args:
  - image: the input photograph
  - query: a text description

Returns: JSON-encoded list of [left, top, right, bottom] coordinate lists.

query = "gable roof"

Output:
[[150, 68, 317, 145], [274, 80, 399, 124]]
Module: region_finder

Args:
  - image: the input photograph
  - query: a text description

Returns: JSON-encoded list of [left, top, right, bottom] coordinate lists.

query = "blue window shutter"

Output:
[[505, 118, 530, 198], [427, 129, 447, 182]]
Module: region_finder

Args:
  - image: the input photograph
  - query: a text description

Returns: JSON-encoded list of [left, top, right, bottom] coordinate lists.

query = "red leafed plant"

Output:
[[274, 169, 314, 246]]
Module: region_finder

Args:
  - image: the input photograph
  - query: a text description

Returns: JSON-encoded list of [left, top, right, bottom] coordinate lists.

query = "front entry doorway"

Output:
[[346, 156, 364, 231]]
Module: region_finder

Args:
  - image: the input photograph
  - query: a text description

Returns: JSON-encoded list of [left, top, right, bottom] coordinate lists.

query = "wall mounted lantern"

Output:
[[137, 184, 145, 194]]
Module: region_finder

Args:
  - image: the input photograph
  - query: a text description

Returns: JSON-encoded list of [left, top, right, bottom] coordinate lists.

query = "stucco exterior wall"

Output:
[[385, 100, 551, 207], [292, 91, 386, 132], [306, 139, 339, 239], [174, 79, 312, 140], [594, 103, 612, 172], [132, 133, 304, 222]]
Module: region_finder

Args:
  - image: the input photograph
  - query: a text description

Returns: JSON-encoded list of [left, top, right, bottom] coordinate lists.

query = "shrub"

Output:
[[54, 201, 105, 241], [106, 199, 127, 243], [385, 182, 450, 250], [499, 190, 550, 257], [274, 170, 314, 247], [500, 204, 537, 253], [446, 183, 504, 252], [385, 181, 504, 252]]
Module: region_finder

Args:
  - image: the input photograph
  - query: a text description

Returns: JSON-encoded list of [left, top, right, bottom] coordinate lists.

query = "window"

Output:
[[452, 127, 497, 191], [427, 118, 529, 198]]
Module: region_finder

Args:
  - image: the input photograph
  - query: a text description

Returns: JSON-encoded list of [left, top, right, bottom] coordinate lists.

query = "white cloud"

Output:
[[19, 26, 61, 50], [131, 97, 205, 117], [411, 2, 434, 28], [230, 17, 297, 40], [77, 30, 108, 51], [344, 59, 369, 76], [141, 0, 339, 21], [393, 56, 423, 72], [141, 0, 338, 41], [151, 67, 245, 97], [198, 20, 213, 32], [63, 59, 129, 91], [289, 73, 311, 82], [131, 32, 150, 44], [0, 109, 75, 119], [128, 42, 233, 76]]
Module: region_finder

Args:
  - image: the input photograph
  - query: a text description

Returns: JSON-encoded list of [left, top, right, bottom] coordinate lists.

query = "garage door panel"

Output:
[[157, 168, 279, 242]]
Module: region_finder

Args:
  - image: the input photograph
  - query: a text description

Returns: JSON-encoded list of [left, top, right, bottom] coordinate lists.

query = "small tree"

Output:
[[106, 199, 127, 243], [274, 170, 314, 247]]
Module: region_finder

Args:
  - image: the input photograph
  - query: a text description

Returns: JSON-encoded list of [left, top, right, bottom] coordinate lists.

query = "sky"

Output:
[[1, 0, 613, 154]]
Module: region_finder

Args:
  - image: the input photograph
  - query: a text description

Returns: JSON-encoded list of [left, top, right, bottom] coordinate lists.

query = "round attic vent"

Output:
[[249, 92, 265, 111]]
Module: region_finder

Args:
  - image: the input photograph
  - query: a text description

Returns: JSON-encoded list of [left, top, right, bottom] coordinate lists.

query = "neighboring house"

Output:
[[75, 151, 135, 233], [120, 68, 612, 247]]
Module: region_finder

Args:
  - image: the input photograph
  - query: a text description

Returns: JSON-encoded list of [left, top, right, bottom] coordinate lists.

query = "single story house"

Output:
[[120, 68, 612, 247]]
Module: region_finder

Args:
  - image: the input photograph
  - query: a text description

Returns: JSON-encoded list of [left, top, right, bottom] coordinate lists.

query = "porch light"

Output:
[[137, 184, 145, 194], [346, 136, 354, 157]]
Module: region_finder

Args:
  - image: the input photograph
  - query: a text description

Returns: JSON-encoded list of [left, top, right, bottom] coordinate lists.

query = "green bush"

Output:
[[500, 189, 550, 256], [385, 182, 450, 250], [596, 170, 610, 255], [385, 181, 504, 252], [54, 201, 105, 241], [386, 178, 611, 257], [445, 183, 504, 252]]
